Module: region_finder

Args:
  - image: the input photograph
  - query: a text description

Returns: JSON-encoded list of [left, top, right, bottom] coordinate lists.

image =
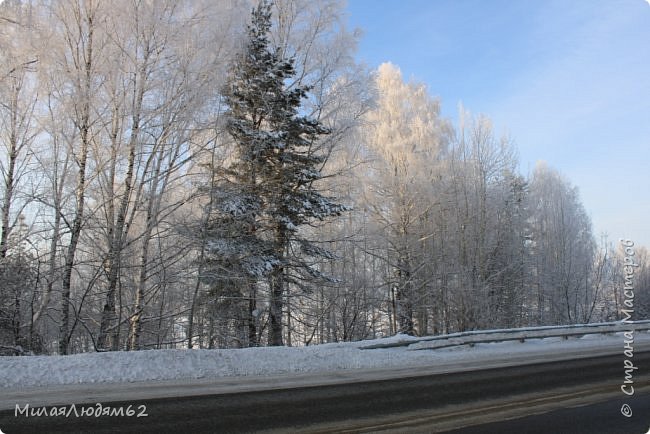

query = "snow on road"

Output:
[[2, 331, 649, 390]]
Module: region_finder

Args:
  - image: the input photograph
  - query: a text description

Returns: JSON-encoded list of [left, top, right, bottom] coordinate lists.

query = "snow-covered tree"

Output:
[[362, 63, 451, 335], [528, 162, 595, 324], [203, 1, 348, 346]]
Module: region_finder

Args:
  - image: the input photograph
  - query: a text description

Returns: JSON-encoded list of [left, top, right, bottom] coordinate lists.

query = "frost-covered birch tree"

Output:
[[528, 162, 595, 324], [362, 63, 450, 335], [0, 0, 41, 355]]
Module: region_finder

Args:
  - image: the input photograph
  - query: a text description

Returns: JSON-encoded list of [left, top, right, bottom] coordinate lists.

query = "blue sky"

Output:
[[345, 0, 650, 248]]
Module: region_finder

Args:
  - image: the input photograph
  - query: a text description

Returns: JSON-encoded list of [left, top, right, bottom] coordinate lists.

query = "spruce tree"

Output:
[[206, 0, 348, 346]]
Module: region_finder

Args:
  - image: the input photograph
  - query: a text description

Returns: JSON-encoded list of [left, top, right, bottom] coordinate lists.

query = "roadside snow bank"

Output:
[[2, 331, 648, 389]]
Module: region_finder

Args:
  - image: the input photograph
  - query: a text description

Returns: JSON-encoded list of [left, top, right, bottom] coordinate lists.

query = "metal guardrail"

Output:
[[359, 320, 650, 350]]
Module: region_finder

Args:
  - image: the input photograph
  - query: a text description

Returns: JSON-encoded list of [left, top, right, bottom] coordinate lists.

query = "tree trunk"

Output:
[[248, 282, 258, 347], [128, 218, 151, 351], [0, 111, 16, 260], [97, 51, 147, 351], [59, 136, 88, 355], [269, 268, 284, 346]]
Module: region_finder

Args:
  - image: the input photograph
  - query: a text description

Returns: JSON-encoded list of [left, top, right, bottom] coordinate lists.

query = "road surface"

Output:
[[445, 393, 650, 434]]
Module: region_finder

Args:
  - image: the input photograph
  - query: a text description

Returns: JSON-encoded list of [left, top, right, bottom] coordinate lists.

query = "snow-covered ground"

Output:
[[3, 331, 649, 390]]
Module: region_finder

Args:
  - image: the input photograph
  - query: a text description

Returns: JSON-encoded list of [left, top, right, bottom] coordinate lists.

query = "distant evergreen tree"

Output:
[[202, 0, 348, 346]]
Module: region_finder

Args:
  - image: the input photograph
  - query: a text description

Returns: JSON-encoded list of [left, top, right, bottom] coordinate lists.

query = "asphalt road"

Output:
[[445, 392, 650, 434], [1, 351, 648, 433]]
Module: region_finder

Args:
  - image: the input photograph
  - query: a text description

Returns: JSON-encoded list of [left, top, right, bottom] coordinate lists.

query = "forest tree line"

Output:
[[1, 0, 648, 355]]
